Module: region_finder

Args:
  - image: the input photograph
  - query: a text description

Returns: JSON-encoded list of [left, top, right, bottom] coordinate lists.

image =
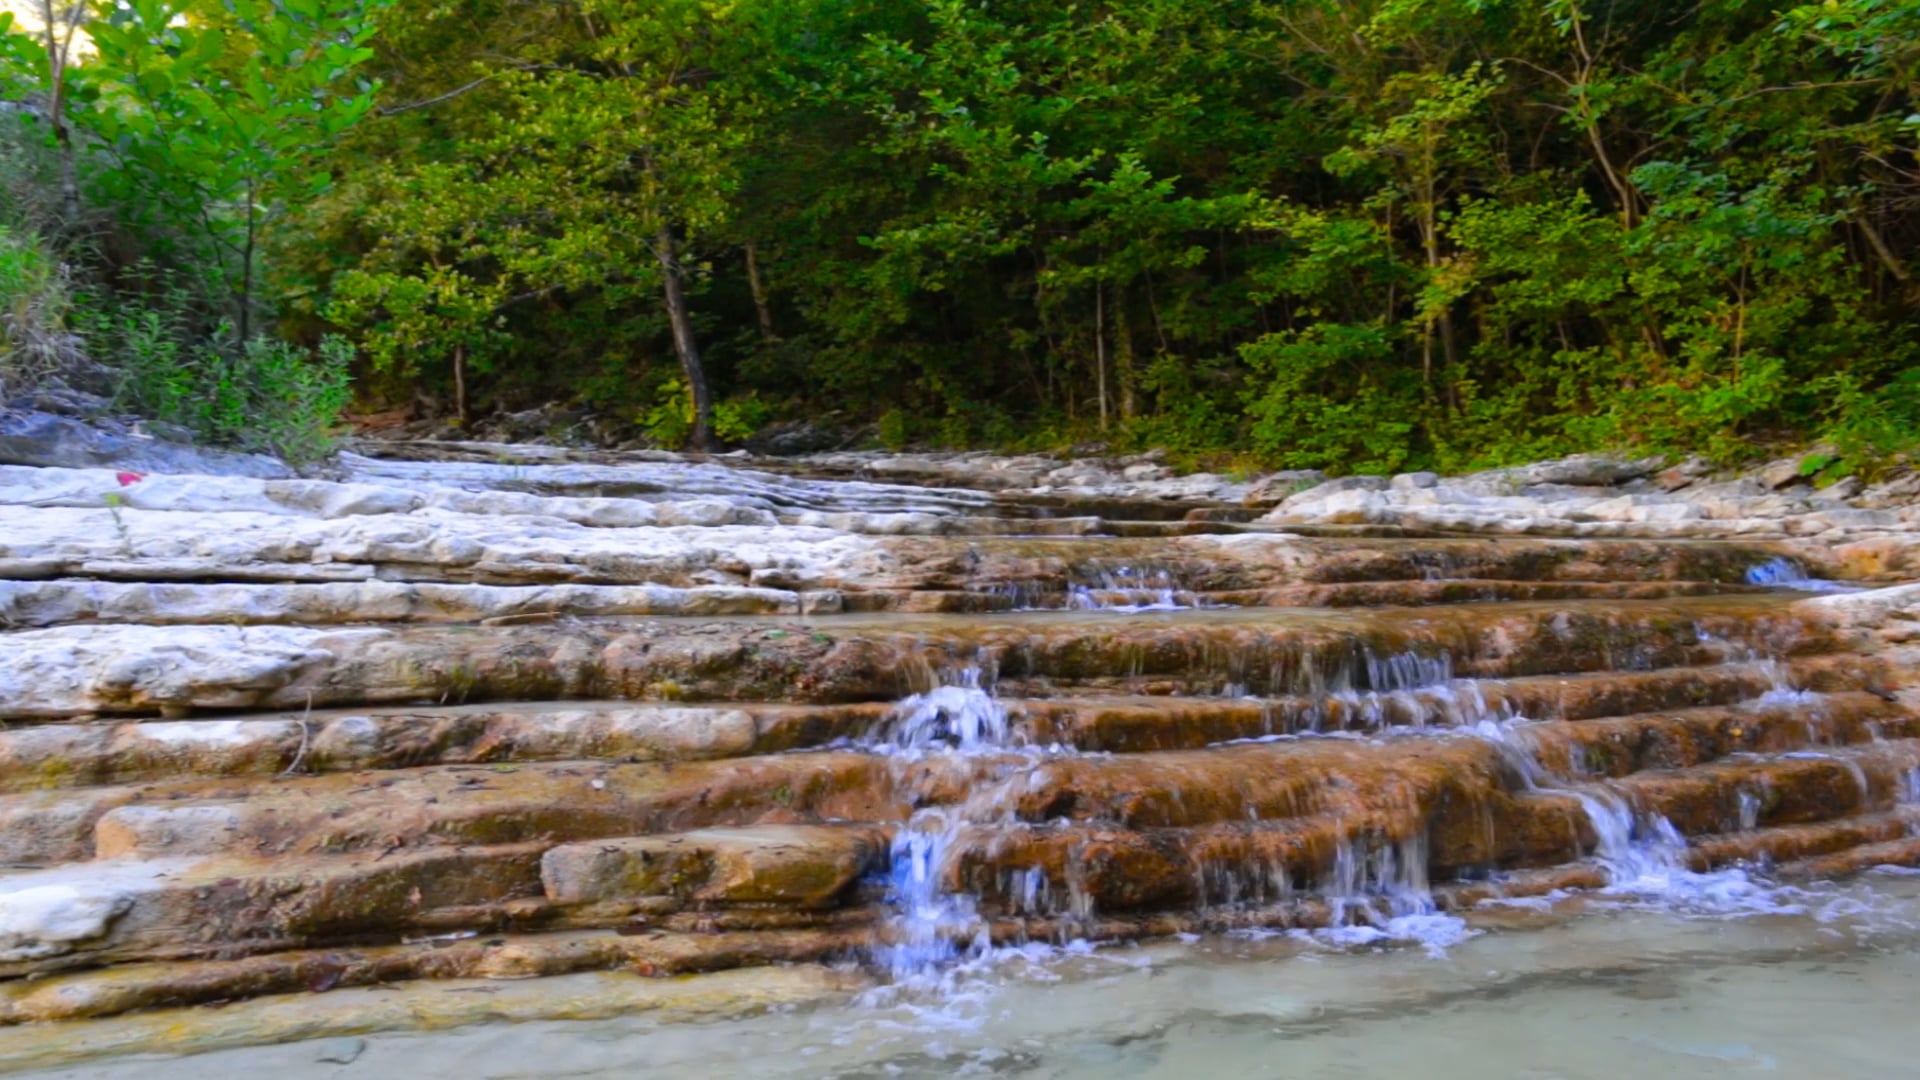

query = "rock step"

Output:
[[1016, 660, 1894, 749], [1508, 692, 1920, 779], [0, 924, 869, 1026], [0, 596, 1832, 720], [930, 740, 1920, 915], [0, 846, 1634, 1033], [0, 702, 891, 791], [0, 579, 819, 628], [0, 658, 1885, 788], [0, 577, 1779, 629], [841, 579, 1765, 614], [0, 753, 897, 867], [539, 826, 887, 914], [5, 696, 1901, 868], [3, 500, 1806, 599], [1568, 738, 1920, 835], [1775, 836, 1920, 879], [0, 834, 888, 979], [6, 746, 1912, 990], [1684, 809, 1920, 872]]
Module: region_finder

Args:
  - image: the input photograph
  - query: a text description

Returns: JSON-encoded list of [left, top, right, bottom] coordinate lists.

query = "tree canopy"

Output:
[[4, 0, 1917, 471]]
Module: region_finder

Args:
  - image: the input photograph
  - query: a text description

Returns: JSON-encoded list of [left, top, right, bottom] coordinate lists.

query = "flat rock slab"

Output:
[[0, 964, 860, 1071], [542, 825, 888, 911]]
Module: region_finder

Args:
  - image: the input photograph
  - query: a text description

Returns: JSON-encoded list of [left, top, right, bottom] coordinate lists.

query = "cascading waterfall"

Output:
[[869, 667, 1059, 980], [1063, 564, 1196, 612], [860, 609, 1883, 982]]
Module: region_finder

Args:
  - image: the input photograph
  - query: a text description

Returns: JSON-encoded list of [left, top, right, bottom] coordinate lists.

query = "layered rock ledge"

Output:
[[4, 435, 1920, 1067]]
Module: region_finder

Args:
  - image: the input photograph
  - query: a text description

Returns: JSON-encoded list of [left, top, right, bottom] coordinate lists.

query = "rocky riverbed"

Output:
[[5, 422, 1920, 1070]]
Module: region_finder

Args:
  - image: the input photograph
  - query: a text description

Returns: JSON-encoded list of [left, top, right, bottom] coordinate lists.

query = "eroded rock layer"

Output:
[[5, 441, 1920, 1053]]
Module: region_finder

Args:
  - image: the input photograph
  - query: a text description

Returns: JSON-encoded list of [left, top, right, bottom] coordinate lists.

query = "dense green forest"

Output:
[[1, 0, 1916, 472]]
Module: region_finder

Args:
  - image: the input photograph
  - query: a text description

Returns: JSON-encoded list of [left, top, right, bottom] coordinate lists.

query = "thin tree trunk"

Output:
[[39, 1, 80, 227], [744, 241, 778, 341], [1419, 137, 1438, 392], [1094, 276, 1109, 430], [238, 177, 256, 342], [657, 223, 713, 450], [1855, 206, 1911, 283], [453, 342, 468, 423], [1115, 284, 1137, 422], [1144, 270, 1170, 355]]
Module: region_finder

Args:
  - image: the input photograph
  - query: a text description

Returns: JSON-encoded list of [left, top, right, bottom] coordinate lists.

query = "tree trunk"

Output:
[[1093, 276, 1109, 430], [1115, 284, 1137, 421], [657, 223, 713, 450], [453, 343, 468, 424], [744, 241, 777, 341], [40, 2, 80, 227]]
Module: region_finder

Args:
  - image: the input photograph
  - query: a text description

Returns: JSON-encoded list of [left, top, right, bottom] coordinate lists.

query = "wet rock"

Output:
[[1822, 476, 1864, 500], [3, 430, 1920, 1045], [0, 579, 801, 628], [1236, 468, 1328, 507], [1655, 456, 1712, 492]]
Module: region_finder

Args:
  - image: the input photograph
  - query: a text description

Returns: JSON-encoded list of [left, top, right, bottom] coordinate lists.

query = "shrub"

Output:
[[84, 301, 352, 462], [0, 225, 83, 396]]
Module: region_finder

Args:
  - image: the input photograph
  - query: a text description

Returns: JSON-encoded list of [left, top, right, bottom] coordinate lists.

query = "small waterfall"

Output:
[[1473, 716, 1784, 911], [881, 807, 988, 978], [869, 667, 1052, 981], [1063, 564, 1197, 611], [1314, 832, 1470, 954], [1745, 556, 1858, 594], [878, 670, 1014, 753], [1274, 645, 1499, 736]]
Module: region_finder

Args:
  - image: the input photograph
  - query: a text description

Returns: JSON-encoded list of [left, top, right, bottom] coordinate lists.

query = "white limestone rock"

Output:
[[0, 625, 356, 717]]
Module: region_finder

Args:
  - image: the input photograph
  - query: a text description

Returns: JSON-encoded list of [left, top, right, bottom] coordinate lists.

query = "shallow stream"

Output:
[[26, 872, 1920, 1079]]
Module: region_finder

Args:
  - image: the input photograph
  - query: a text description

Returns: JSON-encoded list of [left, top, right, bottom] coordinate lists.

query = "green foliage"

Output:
[[641, 377, 695, 448], [0, 225, 77, 390], [714, 394, 775, 443], [81, 0, 384, 336], [0, 0, 382, 462], [80, 296, 352, 462], [1242, 323, 1417, 474], [877, 408, 911, 451], [95, 0, 1914, 469]]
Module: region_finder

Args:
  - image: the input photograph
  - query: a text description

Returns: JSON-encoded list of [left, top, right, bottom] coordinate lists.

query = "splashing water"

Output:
[[869, 668, 1060, 983], [1064, 564, 1197, 612], [1310, 832, 1473, 956], [880, 808, 991, 980], [878, 669, 1014, 754], [1472, 716, 1790, 914], [1745, 556, 1859, 593]]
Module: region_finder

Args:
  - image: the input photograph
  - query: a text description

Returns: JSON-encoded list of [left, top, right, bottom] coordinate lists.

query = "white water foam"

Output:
[[868, 668, 1083, 984], [1472, 714, 1805, 918], [1745, 556, 1859, 594], [1064, 565, 1199, 612]]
